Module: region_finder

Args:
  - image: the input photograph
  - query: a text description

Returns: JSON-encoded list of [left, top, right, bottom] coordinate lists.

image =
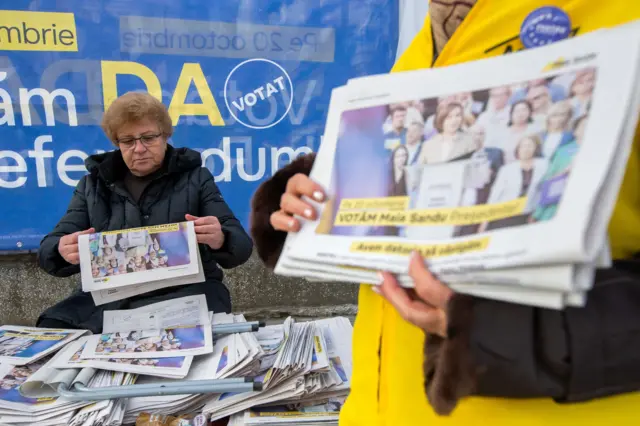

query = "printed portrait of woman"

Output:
[[381, 145, 410, 237], [418, 101, 475, 165], [540, 100, 574, 159], [569, 69, 596, 119], [479, 134, 548, 232], [531, 114, 589, 223], [499, 99, 542, 163], [388, 145, 409, 197]]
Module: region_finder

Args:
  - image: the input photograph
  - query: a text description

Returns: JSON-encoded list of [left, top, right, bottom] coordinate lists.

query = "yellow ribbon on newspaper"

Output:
[[334, 197, 527, 227], [349, 237, 491, 258]]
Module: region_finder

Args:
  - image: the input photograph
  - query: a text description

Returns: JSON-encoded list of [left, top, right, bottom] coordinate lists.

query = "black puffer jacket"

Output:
[[37, 144, 253, 332]]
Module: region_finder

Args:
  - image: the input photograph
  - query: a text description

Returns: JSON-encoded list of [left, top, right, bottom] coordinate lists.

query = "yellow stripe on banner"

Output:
[[338, 196, 410, 211], [2, 332, 65, 340], [349, 237, 491, 258], [100, 223, 181, 235], [334, 197, 527, 227], [0, 10, 78, 52]]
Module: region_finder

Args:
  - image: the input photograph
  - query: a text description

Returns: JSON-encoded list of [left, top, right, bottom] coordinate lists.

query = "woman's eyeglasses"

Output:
[[117, 133, 163, 150]]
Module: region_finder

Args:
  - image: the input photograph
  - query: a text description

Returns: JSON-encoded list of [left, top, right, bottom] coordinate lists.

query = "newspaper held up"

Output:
[[277, 22, 640, 301], [78, 221, 203, 293]]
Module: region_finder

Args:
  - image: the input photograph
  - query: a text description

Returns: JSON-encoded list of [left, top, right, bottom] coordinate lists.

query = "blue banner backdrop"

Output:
[[0, 0, 399, 251]]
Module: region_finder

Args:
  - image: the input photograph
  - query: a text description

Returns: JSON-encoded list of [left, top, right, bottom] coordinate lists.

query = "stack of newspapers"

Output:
[[204, 316, 352, 425], [0, 296, 353, 425], [275, 20, 640, 309], [0, 326, 92, 425], [77, 222, 205, 306]]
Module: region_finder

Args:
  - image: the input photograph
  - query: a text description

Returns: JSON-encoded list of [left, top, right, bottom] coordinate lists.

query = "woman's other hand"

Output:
[[58, 228, 96, 265], [185, 214, 225, 249], [376, 251, 453, 337], [270, 173, 326, 232]]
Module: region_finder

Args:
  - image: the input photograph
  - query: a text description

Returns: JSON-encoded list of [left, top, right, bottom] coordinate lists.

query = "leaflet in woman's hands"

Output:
[[280, 22, 640, 283], [78, 221, 205, 299]]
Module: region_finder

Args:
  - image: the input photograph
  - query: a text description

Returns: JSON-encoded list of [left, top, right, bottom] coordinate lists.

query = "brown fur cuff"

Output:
[[249, 153, 317, 269], [424, 293, 480, 415]]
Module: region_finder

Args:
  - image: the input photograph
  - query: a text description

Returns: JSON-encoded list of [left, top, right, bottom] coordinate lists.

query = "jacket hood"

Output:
[[85, 144, 202, 185]]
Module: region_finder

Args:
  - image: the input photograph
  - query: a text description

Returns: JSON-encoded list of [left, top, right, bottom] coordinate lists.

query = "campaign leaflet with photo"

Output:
[[281, 23, 640, 277], [89, 248, 205, 306], [52, 336, 193, 379], [80, 295, 213, 359], [78, 222, 201, 292], [242, 397, 345, 424], [0, 326, 89, 366], [0, 358, 58, 409]]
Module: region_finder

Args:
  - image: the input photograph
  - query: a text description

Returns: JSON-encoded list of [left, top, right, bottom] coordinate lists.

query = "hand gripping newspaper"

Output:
[[275, 20, 640, 309], [77, 222, 206, 306]]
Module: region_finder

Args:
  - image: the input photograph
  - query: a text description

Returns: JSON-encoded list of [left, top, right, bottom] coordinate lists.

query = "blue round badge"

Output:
[[520, 6, 572, 49]]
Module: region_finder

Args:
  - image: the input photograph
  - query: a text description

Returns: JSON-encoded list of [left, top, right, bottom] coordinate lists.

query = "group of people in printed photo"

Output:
[[0, 335, 36, 357], [0, 331, 65, 358], [89, 229, 170, 279], [95, 329, 183, 355], [0, 365, 36, 391], [383, 67, 595, 236], [0, 356, 49, 401], [70, 344, 173, 367]]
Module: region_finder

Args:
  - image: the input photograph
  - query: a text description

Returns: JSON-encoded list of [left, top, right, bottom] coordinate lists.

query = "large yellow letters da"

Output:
[[101, 61, 224, 126]]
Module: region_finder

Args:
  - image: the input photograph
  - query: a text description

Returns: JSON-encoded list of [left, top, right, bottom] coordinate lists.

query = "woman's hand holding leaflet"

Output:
[[58, 228, 95, 265], [270, 173, 453, 336]]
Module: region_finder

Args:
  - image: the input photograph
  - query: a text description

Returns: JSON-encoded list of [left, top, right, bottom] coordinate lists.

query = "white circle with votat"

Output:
[[223, 58, 294, 130]]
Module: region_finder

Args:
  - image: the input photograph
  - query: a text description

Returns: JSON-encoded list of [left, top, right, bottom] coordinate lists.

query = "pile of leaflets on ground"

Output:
[[0, 295, 352, 426]]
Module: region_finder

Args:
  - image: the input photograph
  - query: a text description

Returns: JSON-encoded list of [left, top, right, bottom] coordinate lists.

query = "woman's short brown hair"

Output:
[[514, 133, 542, 160], [434, 101, 464, 133], [101, 91, 173, 145]]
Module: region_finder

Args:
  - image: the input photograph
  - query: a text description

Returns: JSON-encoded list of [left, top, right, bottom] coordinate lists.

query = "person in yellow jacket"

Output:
[[249, 1, 640, 425]]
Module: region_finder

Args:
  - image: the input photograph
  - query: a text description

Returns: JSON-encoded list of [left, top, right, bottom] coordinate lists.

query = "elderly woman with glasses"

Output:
[[36, 91, 253, 333]]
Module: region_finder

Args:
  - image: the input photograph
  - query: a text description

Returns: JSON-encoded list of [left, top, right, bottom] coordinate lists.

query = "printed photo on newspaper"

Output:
[[0, 326, 88, 366], [89, 249, 206, 306], [79, 295, 213, 359], [0, 358, 58, 410], [78, 221, 202, 292], [283, 24, 640, 275], [52, 337, 193, 379]]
